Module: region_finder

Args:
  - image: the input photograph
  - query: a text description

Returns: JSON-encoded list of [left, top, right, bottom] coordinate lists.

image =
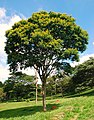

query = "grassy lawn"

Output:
[[0, 90, 94, 120]]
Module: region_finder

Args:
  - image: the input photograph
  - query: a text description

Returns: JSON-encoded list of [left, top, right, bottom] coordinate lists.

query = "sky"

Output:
[[0, 0, 94, 82]]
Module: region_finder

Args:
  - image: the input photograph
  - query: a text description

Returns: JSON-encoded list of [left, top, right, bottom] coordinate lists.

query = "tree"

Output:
[[58, 75, 74, 96], [5, 11, 88, 111], [4, 72, 35, 101], [0, 81, 3, 88], [4, 79, 15, 100], [72, 57, 94, 92], [0, 88, 6, 102], [46, 75, 58, 96]]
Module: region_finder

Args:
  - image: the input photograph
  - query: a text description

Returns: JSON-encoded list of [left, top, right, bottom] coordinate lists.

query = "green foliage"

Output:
[[3, 73, 36, 101], [0, 88, 6, 102], [5, 11, 88, 80], [46, 74, 74, 96], [47, 57, 94, 95], [72, 57, 94, 92], [5, 11, 88, 111], [0, 81, 3, 88], [59, 75, 74, 94], [46, 76, 58, 95]]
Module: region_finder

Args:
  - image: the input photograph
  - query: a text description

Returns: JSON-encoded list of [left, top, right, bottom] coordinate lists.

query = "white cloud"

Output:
[[22, 68, 35, 76], [0, 7, 94, 83], [0, 8, 22, 82], [0, 8, 6, 19], [0, 8, 36, 83], [71, 54, 94, 67], [0, 64, 10, 83], [22, 68, 41, 84], [93, 42, 94, 45], [9, 15, 21, 26], [38, 7, 43, 11]]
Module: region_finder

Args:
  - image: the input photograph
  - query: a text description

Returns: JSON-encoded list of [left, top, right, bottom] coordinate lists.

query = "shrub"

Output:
[[0, 88, 6, 102]]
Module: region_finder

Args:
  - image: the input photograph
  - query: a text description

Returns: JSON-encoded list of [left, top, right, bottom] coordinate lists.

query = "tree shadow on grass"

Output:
[[0, 103, 60, 119]]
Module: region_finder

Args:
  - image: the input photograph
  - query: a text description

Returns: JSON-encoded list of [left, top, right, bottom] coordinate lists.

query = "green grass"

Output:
[[0, 89, 94, 120]]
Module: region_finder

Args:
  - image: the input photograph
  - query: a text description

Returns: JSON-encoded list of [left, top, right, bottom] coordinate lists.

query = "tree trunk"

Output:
[[61, 87, 63, 97], [42, 80, 46, 111], [36, 81, 38, 104], [55, 82, 57, 95], [35, 69, 38, 104]]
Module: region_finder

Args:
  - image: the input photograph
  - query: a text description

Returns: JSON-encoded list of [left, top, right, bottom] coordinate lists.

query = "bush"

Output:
[[0, 88, 6, 102]]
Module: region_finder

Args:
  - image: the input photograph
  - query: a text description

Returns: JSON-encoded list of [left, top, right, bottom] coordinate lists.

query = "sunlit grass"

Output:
[[0, 89, 94, 120]]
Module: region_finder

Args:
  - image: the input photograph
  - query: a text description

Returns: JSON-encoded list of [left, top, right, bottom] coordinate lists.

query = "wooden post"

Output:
[[35, 69, 38, 104]]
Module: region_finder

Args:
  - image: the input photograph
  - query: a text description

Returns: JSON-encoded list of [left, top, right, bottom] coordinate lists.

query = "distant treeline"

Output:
[[0, 57, 94, 102]]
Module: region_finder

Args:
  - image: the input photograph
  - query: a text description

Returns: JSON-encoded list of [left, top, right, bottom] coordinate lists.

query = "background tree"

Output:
[[46, 75, 58, 96], [0, 88, 6, 102], [5, 11, 88, 111], [58, 75, 74, 96], [4, 72, 36, 101], [46, 75, 71, 97], [0, 81, 3, 88], [72, 57, 94, 93]]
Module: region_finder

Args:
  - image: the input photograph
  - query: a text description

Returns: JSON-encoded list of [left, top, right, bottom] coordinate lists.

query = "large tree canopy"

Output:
[[5, 11, 88, 111]]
